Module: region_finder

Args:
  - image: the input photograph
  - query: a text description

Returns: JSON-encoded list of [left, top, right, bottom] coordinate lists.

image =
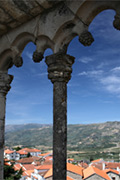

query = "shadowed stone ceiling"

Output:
[[0, 0, 60, 36]]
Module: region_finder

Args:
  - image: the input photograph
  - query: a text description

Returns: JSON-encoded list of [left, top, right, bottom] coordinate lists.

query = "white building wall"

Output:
[[107, 172, 120, 180], [84, 174, 107, 180], [67, 171, 82, 180]]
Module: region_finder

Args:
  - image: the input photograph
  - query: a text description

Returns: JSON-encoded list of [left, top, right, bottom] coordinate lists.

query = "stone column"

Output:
[[0, 72, 13, 180], [45, 53, 74, 180]]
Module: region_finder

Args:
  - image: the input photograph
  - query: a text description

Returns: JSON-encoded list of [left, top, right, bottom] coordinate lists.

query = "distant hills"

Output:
[[5, 121, 120, 151]]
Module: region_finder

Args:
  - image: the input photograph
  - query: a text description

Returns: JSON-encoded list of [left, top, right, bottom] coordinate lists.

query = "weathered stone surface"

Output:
[[35, 0, 58, 9], [0, 7, 12, 23], [53, 81, 67, 180], [0, 0, 60, 37], [45, 53, 75, 83], [33, 50, 44, 63], [0, 24, 7, 36], [113, 14, 120, 30], [0, 72, 13, 96], [0, 72, 13, 180], [79, 30, 94, 46], [13, 56, 23, 67], [45, 53, 75, 180]]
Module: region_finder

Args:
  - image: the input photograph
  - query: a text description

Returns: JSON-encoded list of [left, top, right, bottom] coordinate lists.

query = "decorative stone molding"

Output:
[[79, 30, 94, 46], [32, 50, 44, 63], [45, 53, 75, 180], [13, 56, 23, 67], [113, 14, 120, 30], [0, 72, 13, 96], [45, 53, 75, 83], [11, 46, 23, 68]]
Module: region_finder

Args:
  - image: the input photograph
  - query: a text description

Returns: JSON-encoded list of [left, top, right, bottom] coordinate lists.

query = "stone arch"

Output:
[[11, 32, 35, 53], [53, 20, 78, 53], [0, 49, 13, 71], [33, 35, 54, 62], [76, 1, 120, 29], [52, 1, 120, 53], [0, 32, 36, 70]]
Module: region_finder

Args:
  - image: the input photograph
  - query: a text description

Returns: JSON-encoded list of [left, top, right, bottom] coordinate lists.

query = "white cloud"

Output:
[[26, 51, 32, 59], [34, 72, 47, 77], [97, 62, 108, 69], [79, 68, 120, 95], [78, 70, 103, 77], [111, 66, 120, 73], [78, 71, 88, 76], [100, 75, 120, 85], [100, 75, 120, 94], [78, 57, 93, 64]]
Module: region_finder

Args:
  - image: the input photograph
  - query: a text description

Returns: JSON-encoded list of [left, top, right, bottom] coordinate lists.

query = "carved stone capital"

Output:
[[113, 14, 120, 30], [33, 50, 44, 63], [13, 56, 23, 67], [0, 72, 13, 96], [45, 53, 75, 83], [79, 30, 94, 46]]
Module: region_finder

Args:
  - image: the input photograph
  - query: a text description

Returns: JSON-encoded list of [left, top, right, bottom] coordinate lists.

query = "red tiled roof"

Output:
[[22, 169, 34, 176], [33, 175, 38, 179], [4, 162, 11, 166], [45, 156, 53, 161], [44, 168, 52, 178], [4, 149, 14, 154], [14, 164, 23, 171], [44, 168, 76, 180], [91, 162, 103, 170], [67, 163, 83, 176], [83, 166, 111, 180], [17, 156, 41, 164], [35, 164, 52, 170], [17, 150, 28, 155], [78, 162, 89, 169], [39, 152, 51, 157], [4, 158, 9, 162], [21, 148, 41, 153], [105, 162, 120, 169], [67, 158, 74, 161], [91, 159, 103, 163], [22, 164, 35, 171], [104, 168, 120, 175]]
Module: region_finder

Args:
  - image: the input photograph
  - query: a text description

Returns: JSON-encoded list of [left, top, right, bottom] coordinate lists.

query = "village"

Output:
[[4, 147, 120, 180]]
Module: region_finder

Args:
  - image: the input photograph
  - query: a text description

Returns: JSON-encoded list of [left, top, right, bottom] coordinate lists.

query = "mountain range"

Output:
[[5, 121, 120, 151]]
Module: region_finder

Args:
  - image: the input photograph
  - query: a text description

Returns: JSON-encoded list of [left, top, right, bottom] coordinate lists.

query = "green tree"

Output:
[[4, 164, 23, 180], [13, 146, 22, 151], [27, 152, 31, 157]]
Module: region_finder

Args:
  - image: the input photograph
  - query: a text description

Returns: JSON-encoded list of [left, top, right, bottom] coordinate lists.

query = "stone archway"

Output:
[[0, 1, 120, 179]]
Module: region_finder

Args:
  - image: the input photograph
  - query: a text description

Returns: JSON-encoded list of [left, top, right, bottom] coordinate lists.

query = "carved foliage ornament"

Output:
[[45, 53, 75, 83], [79, 30, 94, 46], [0, 73, 13, 95], [13, 56, 23, 67], [113, 14, 120, 30], [32, 50, 44, 63]]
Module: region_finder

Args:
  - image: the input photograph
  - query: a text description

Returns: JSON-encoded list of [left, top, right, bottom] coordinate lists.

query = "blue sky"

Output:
[[6, 10, 120, 125]]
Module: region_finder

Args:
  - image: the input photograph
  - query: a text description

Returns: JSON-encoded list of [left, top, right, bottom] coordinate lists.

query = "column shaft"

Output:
[[0, 72, 13, 180], [0, 95, 6, 180], [45, 53, 75, 180], [53, 81, 67, 180]]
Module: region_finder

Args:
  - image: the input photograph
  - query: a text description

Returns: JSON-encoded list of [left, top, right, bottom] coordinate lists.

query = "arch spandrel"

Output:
[[11, 32, 35, 54], [76, 1, 120, 27], [0, 15, 39, 55], [0, 50, 13, 71], [37, 3, 75, 40]]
